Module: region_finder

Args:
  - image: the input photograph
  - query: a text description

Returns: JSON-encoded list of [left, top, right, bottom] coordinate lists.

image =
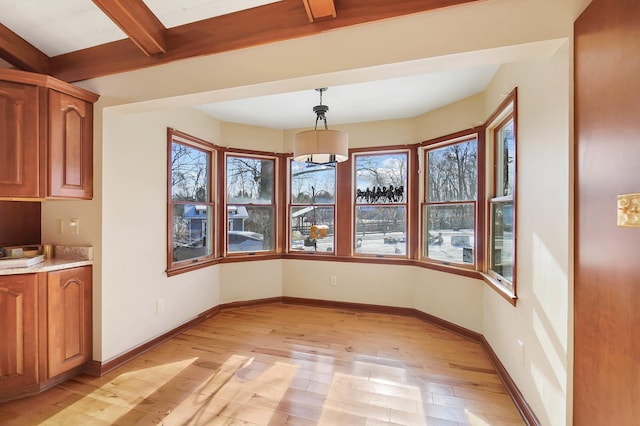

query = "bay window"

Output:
[[166, 87, 517, 304]]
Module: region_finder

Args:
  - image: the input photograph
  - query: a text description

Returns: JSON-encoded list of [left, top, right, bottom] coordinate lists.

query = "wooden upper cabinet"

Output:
[[0, 81, 43, 198], [48, 90, 93, 199], [0, 68, 98, 200]]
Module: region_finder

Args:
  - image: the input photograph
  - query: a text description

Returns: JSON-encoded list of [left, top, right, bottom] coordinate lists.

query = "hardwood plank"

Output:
[[0, 303, 525, 425]]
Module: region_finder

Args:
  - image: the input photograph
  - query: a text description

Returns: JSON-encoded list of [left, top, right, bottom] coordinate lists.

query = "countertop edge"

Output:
[[0, 259, 93, 275]]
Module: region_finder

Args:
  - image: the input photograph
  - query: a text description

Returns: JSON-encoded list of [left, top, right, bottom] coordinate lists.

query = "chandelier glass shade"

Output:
[[293, 88, 348, 165]]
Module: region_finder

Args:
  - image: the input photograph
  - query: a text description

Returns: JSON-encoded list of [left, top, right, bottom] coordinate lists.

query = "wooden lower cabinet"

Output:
[[0, 266, 92, 402], [0, 274, 40, 400], [47, 266, 92, 378]]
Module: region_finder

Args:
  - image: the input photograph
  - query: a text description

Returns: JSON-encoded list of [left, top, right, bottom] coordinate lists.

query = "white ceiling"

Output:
[[0, 0, 282, 56], [196, 65, 499, 129], [0, 0, 500, 130]]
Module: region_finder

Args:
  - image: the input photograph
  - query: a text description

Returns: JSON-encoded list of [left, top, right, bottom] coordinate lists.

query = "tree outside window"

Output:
[[226, 155, 275, 253], [423, 137, 478, 265], [168, 130, 215, 270], [489, 117, 516, 289], [354, 151, 408, 256], [289, 161, 336, 253]]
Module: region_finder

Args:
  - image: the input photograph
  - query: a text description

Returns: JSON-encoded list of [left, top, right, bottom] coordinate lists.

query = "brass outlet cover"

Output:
[[617, 193, 640, 228]]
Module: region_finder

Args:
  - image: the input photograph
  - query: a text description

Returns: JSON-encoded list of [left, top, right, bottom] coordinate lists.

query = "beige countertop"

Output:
[[0, 258, 93, 275]]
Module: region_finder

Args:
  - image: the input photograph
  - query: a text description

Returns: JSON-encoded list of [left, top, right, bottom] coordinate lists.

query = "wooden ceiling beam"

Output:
[[0, 23, 50, 74], [303, 0, 337, 23], [52, 0, 480, 83], [92, 0, 167, 56]]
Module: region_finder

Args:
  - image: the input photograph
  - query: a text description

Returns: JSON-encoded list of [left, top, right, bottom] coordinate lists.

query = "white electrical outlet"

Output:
[[156, 299, 165, 314], [330, 276, 337, 286], [517, 340, 525, 364]]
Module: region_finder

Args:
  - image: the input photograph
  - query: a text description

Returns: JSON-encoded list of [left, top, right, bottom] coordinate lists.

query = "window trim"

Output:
[[224, 151, 279, 257], [352, 148, 411, 259], [482, 88, 518, 305], [420, 133, 481, 269], [166, 128, 218, 275], [288, 158, 338, 255]]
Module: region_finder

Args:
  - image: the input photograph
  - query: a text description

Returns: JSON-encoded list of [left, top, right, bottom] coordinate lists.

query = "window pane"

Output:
[[172, 203, 212, 261], [228, 205, 274, 252], [424, 203, 475, 264], [490, 201, 514, 282], [291, 161, 335, 203], [226, 157, 274, 204], [427, 140, 477, 202], [496, 120, 515, 197], [290, 206, 334, 252], [355, 206, 406, 255], [355, 153, 407, 204], [171, 143, 209, 202]]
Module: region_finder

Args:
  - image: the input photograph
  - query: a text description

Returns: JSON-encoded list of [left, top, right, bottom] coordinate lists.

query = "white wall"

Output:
[[283, 260, 415, 308], [482, 43, 572, 426], [220, 260, 283, 304], [99, 108, 219, 360]]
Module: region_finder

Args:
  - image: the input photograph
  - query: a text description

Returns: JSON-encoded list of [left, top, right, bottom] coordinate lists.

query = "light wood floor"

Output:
[[0, 303, 525, 425]]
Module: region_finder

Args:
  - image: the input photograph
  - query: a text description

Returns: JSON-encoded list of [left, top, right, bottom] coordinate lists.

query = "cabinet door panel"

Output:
[[0, 81, 42, 198], [48, 90, 93, 199], [47, 266, 92, 378], [0, 275, 38, 393]]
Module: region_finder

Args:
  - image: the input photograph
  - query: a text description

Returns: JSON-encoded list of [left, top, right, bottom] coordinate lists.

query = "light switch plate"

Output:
[[68, 218, 80, 235], [617, 193, 640, 228]]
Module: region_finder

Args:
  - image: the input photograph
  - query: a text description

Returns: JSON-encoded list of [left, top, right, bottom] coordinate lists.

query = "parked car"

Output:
[[228, 230, 264, 252]]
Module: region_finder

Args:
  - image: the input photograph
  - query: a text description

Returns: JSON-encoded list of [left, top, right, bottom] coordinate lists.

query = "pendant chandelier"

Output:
[[293, 88, 348, 165]]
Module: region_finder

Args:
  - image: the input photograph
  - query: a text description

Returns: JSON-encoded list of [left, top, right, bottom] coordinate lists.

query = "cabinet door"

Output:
[[0, 274, 39, 396], [48, 90, 93, 199], [0, 81, 43, 198], [47, 266, 92, 378]]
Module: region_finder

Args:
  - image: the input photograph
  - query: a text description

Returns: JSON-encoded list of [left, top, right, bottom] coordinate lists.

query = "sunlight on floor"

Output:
[[466, 410, 492, 425], [44, 357, 198, 424], [319, 370, 426, 425], [1, 305, 526, 425], [161, 354, 298, 424], [39, 354, 300, 425]]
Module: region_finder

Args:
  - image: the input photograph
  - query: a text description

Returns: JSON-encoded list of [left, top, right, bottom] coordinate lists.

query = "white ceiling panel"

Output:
[[196, 64, 499, 129], [0, 0, 126, 56], [143, 0, 283, 28]]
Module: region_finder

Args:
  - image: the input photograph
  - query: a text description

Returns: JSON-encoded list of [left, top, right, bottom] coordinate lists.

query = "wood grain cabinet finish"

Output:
[[46, 266, 92, 378], [0, 81, 43, 198], [0, 266, 92, 402], [0, 274, 39, 400], [48, 91, 93, 199], [0, 68, 98, 200]]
